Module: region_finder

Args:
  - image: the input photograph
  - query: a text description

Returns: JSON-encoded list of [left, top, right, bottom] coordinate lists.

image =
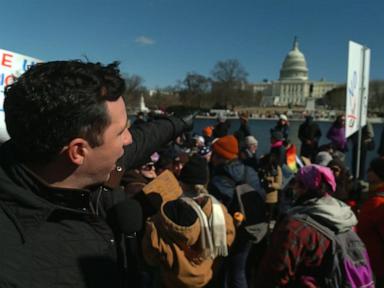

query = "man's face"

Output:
[[83, 97, 132, 184]]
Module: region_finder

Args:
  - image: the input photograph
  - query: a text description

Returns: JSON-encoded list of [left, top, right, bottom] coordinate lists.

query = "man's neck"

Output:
[[24, 160, 84, 190]]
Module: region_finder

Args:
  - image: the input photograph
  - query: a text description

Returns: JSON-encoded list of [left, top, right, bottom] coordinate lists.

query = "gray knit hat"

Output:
[[315, 151, 333, 167]]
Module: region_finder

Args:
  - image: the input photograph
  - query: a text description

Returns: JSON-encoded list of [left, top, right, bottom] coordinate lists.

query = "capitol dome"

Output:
[[279, 37, 308, 81]]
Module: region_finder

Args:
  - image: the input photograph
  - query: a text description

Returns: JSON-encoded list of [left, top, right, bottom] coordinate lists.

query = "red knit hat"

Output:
[[212, 135, 239, 160]]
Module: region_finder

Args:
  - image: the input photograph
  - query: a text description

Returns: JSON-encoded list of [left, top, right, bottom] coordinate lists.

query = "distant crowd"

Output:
[[121, 110, 384, 287]]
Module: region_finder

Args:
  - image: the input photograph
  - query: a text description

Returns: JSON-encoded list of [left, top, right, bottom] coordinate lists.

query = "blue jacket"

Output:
[[209, 159, 264, 211]]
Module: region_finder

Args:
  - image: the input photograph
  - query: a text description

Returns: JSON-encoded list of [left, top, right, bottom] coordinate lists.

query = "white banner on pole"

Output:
[[345, 41, 370, 138], [0, 49, 42, 141]]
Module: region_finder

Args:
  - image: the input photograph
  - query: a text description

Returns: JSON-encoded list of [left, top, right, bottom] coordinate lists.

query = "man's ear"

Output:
[[66, 138, 89, 165]]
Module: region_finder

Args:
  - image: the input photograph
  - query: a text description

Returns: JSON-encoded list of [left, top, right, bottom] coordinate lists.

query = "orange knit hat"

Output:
[[212, 135, 239, 160], [202, 126, 214, 137]]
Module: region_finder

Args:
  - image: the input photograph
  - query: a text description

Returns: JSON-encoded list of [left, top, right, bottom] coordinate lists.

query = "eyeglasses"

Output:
[[141, 163, 155, 171]]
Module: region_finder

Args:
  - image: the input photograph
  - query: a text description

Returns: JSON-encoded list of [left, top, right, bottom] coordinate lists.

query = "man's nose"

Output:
[[123, 129, 133, 146]]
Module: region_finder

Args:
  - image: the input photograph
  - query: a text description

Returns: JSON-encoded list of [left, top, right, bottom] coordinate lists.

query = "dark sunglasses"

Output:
[[141, 163, 155, 170]]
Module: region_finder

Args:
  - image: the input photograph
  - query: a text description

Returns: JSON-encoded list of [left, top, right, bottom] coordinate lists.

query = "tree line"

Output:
[[123, 59, 260, 112], [123, 59, 384, 114], [323, 80, 384, 116]]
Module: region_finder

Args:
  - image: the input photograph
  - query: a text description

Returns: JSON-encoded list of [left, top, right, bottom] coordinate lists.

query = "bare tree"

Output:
[[180, 72, 211, 108], [122, 74, 147, 110], [323, 86, 346, 109], [211, 59, 248, 108], [211, 59, 248, 84], [369, 80, 384, 112], [145, 86, 181, 110]]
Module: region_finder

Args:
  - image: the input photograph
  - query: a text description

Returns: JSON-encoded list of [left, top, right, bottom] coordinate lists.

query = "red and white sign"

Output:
[[0, 49, 42, 141]]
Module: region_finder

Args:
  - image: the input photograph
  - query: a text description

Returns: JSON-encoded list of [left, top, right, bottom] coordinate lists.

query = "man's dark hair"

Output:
[[4, 60, 126, 163]]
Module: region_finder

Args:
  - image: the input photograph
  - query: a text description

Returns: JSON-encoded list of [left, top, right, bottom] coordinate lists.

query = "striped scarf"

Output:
[[181, 195, 228, 259]]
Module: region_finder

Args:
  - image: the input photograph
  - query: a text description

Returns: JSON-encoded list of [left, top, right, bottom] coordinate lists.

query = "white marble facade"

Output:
[[252, 37, 339, 107]]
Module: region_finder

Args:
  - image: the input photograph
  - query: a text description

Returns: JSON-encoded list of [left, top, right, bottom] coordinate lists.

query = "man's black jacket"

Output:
[[0, 117, 186, 288]]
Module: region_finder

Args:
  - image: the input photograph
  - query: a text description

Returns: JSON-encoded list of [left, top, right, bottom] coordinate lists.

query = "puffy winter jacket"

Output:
[[0, 116, 187, 288]]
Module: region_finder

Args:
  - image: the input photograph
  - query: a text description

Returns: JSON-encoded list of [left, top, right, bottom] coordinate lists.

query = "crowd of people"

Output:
[[0, 60, 383, 288]]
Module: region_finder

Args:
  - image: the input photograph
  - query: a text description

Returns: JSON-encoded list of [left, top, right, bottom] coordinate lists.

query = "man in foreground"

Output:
[[0, 60, 190, 287]]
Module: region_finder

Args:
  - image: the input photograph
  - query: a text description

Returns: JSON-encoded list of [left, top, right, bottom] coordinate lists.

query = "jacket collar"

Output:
[[0, 141, 92, 220], [21, 165, 92, 212]]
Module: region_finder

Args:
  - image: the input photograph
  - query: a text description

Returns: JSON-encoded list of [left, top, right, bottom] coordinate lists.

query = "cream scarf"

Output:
[[181, 195, 228, 259]]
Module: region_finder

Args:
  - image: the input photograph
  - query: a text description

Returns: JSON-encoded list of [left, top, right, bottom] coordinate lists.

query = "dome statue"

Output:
[[279, 37, 309, 81]]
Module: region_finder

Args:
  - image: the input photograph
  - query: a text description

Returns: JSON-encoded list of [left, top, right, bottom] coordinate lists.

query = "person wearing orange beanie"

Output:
[[211, 135, 239, 160], [208, 135, 264, 287]]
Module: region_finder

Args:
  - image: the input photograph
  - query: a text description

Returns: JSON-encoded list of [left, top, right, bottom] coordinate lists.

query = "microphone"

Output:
[[112, 199, 143, 235], [108, 199, 143, 286]]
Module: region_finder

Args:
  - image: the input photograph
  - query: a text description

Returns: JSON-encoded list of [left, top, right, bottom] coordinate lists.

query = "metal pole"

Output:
[[355, 46, 367, 180]]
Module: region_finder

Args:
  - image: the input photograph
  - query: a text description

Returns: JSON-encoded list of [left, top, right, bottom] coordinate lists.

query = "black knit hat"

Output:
[[369, 158, 384, 180], [179, 156, 209, 185]]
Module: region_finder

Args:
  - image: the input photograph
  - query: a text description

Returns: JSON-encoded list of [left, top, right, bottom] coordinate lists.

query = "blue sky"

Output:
[[1, 0, 383, 89]]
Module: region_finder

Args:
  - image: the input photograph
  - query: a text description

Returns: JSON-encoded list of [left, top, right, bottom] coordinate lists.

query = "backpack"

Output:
[[294, 213, 375, 288], [213, 165, 268, 244], [235, 183, 268, 244]]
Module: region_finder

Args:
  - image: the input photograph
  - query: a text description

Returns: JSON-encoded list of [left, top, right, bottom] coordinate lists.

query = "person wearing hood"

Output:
[[208, 135, 264, 288], [357, 158, 384, 287], [142, 195, 235, 287], [298, 114, 322, 161], [257, 164, 360, 287]]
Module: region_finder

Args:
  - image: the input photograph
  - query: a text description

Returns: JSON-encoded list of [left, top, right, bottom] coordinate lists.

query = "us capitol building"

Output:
[[252, 37, 340, 107]]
